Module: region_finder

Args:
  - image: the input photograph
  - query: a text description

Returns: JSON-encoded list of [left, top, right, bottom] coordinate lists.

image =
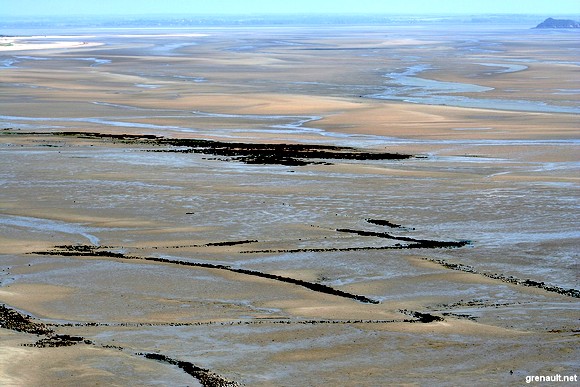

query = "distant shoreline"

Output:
[[3, 13, 578, 29]]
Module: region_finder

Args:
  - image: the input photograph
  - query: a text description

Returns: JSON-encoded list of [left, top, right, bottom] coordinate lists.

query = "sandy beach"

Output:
[[0, 24, 578, 386]]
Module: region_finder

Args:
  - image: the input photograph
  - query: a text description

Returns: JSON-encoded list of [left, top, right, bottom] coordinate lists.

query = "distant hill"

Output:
[[534, 17, 580, 28]]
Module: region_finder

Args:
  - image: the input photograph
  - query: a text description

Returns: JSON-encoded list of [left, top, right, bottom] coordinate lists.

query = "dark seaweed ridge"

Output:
[[336, 228, 471, 248], [428, 298, 520, 310], [48, 318, 418, 328], [0, 303, 239, 385], [398, 309, 444, 323], [0, 304, 53, 335], [2, 130, 413, 166], [242, 223, 469, 253], [366, 218, 404, 228], [141, 256, 379, 304], [0, 304, 91, 348], [425, 258, 580, 298], [24, 334, 92, 348], [154, 137, 412, 165], [205, 240, 259, 247], [130, 240, 259, 250], [240, 245, 420, 254], [32, 245, 128, 259], [32, 246, 379, 304], [141, 353, 240, 387]]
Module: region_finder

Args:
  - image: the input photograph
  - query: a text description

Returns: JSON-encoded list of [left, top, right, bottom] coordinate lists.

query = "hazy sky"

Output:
[[5, 0, 580, 17]]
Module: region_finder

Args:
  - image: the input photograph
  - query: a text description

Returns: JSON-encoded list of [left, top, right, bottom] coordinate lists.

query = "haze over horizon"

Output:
[[5, 0, 580, 17]]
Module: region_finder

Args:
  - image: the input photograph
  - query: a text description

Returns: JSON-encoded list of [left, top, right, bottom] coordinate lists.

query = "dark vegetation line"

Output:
[[151, 138, 412, 166], [242, 221, 469, 253], [139, 353, 240, 387], [139, 255, 381, 304], [0, 303, 437, 387], [1, 130, 413, 166], [398, 309, 445, 323], [427, 299, 522, 311], [47, 318, 420, 328], [240, 245, 418, 254], [1, 302, 443, 334], [23, 334, 93, 348], [0, 303, 53, 335], [338, 222, 579, 298], [365, 218, 407, 229], [205, 240, 259, 247], [136, 239, 260, 250], [0, 304, 240, 385], [31, 246, 380, 304], [240, 242, 466, 254], [137, 312, 439, 385], [41, 245, 127, 258], [335, 228, 471, 248], [424, 258, 580, 298], [0, 303, 90, 347]]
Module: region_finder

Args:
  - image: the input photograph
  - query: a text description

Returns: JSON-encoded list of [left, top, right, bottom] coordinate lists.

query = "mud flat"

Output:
[[0, 24, 578, 385]]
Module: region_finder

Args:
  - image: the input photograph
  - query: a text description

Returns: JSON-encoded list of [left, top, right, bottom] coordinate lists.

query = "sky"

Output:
[[4, 0, 580, 17]]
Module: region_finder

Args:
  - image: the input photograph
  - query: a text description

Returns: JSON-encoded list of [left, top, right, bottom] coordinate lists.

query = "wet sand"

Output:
[[0, 25, 578, 385]]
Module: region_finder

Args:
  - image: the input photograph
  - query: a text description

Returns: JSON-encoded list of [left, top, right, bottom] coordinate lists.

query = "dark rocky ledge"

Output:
[[47, 317, 432, 328], [0, 304, 237, 385], [0, 130, 413, 166], [398, 309, 444, 323], [424, 258, 580, 298], [0, 304, 91, 348], [140, 353, 240, 387], [153, 137, 412, 166], [32, 245, 380, 304], [205, 240, 259, 247], [24, 334, 92, 348], [140, 255, 381, 304], [0, 303, 53, 335], [366, 218, 406, 229], [335, 228, 471, 248]]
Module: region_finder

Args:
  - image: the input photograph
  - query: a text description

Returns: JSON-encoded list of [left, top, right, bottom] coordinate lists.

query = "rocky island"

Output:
[[534, 17, 580, 28]]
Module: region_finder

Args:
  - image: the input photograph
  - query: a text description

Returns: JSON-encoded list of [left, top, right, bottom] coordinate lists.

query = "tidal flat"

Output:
[[0, 23, 578, 386]]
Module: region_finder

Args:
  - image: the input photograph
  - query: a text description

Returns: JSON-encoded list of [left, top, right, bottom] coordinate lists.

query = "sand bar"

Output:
[[0, 35, 105, 52]]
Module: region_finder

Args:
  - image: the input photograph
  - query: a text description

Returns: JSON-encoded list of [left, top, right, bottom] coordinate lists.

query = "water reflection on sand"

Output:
[[369, 64, 580, 113]]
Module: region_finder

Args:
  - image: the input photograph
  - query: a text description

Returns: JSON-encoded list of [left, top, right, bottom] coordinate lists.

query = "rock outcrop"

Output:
[[534, 17, 580, 28]]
